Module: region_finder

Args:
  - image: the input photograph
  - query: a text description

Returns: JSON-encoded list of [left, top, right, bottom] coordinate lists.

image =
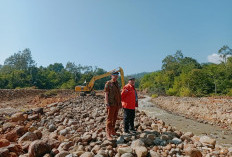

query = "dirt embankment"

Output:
[[0, 89, 76, 117], [0, 89, 75, 101], [0, 89, 46, 101], [152, 96, 232, 130]]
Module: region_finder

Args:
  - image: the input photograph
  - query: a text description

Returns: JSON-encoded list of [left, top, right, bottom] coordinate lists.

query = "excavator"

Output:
[[75, 67, 125, 96]]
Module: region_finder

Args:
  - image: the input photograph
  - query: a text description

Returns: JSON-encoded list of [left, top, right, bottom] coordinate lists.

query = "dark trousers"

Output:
[[123, 108, 135, 132]]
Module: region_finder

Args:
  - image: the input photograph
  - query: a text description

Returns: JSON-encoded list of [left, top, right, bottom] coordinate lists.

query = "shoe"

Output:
[[111, 130, 119, 136], [130, 129, 137, 133], [106, 133, 113, 140], [123, 131, 130, 135], [107, 135, 113, 140], [106, 128, 113, 141]]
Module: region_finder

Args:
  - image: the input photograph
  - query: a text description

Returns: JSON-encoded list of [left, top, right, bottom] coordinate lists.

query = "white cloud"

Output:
[[207, 53, 223, 64]]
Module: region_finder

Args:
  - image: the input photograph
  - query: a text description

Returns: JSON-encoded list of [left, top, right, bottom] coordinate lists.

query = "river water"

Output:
[[138, 96, 232, 147]]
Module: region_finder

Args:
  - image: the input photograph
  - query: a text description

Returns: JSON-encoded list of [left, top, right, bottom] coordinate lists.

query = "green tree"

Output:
[[4, 48, 35, 70], [179, 57, 201, 73], [162, 50, 183, 74], [65, 62, 81, 83], [47, 63, 64, 73], [218, 45, 232, 64], [188, 69, 214, 96]]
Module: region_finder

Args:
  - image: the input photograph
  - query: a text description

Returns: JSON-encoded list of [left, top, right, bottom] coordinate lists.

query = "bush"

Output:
[[166, 88, 177, 96], [151, 94, 158, 98], [60, 79, 75, 89], [227, 89, 232, 96], [179, 87, 191, 97], [40, 89, 58, 98]]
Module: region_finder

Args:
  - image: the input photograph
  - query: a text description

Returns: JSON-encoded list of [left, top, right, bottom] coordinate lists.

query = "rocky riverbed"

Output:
[[139, 96, 232, 148], [0, 95, 232, 157], [152, 96, 232, 130]]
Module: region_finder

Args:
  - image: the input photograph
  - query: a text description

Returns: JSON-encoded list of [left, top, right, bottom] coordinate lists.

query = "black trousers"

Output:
[[123, 108, 135, 132]]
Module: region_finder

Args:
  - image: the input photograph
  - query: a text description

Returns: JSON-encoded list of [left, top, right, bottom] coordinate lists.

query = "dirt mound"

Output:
[[0, 89, 76, 117], [0, 89, 75, 101], [152, 96, 232, 130], [0, 89, 45, 101]]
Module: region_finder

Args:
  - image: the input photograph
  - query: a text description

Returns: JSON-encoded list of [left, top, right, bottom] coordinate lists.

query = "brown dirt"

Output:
[[0, 89, 76, 117]]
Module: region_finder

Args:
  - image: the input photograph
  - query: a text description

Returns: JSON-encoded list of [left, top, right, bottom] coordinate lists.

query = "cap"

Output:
[[111, 71, 119, 75], [128, 76, 135, 80]]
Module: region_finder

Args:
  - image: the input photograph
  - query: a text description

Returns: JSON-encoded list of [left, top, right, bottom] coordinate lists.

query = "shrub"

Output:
[[227, 89, 232, 96], [166, 88, 177, 96], [151, 94, 158, 98], [40, 89, 58, 98], [179, 87, 191, 97]]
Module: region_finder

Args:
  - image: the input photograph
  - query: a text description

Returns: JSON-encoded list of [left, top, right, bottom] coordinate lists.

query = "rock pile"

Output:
[[0, 95, 231, 157]]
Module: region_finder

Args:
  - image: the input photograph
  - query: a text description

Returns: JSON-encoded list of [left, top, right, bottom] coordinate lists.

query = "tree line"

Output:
[[0, 49, 110, 89], [139, 45, 232, 96]]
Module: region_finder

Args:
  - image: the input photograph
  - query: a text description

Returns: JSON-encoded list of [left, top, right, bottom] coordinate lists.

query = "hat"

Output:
[[111, 71, 119, 75], [128, 76, 135, 80]]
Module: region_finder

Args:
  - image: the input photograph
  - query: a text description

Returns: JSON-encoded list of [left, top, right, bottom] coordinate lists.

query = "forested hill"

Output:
[[0, 49, 110, 89], [139, 45, 232, 97], [1, 45, 232, 97]]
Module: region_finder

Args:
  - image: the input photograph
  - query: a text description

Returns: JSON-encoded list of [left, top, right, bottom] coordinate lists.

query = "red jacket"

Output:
[[121, 83, 138, 109]]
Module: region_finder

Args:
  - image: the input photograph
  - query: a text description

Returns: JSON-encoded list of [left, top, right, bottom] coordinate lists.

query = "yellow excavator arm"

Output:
[[75, 67, 125, 94]]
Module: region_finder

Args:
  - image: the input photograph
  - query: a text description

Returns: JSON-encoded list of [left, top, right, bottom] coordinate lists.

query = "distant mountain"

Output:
[[127, 72, 150, 79], [125, 72, 150, 88]]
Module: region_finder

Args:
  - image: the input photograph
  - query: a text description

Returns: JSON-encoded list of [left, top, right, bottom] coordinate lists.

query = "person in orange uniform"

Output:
[[121, 77, 138, 134], [104, 71, 122, 140]]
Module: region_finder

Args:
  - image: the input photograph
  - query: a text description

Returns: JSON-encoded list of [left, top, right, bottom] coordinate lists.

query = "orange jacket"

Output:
[[121, 83, 138, 109]]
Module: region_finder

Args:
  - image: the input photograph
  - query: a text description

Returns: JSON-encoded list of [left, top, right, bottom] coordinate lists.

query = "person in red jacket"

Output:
[[121, 77, 138, 134]]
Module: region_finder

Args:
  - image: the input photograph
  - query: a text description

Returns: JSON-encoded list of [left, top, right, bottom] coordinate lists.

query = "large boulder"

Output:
[[5, 130, 18, 142], [117, 147, 133, 155], [55, 151, 70, 157], [11, 112, 26, 122], [15, 126, 27, 137], [135, 146, 148, 157], [0, 148, 9, 157], [199, 136, 216, 148], [81, 135, 92, 142], [59, 129, 68, 136], [6, 143, 23, 156], [80, 152, 93, 157], [150, 150, 160, 157], [19, 132, 38, 144], [33, 108, 44, 114], [49, 124, 57, 132], [91, 145, 101, 154], [131, 139, 145, 150], [34, 130, 42, 139], [28, 114, 39, 121], [121, 153, 134, 157], [3, 122, 16, 131], [28, 140, 51, 157], [0, 139, 10, 148], [184, 147, 202, 157], [58, 142, 74, 151]]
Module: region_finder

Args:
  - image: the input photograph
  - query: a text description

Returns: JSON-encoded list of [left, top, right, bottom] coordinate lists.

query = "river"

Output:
[[138, 96, 232, 147]]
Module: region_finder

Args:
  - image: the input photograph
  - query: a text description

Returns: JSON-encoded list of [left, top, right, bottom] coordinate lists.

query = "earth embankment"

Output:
[[152, 96, 232, 130]]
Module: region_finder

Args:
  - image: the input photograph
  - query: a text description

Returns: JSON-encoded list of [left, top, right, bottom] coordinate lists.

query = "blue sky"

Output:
[[0, 0, 231, 74]]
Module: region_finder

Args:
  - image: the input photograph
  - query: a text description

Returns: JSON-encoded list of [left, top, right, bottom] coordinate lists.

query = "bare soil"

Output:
[[0, 89, 76, 117]]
